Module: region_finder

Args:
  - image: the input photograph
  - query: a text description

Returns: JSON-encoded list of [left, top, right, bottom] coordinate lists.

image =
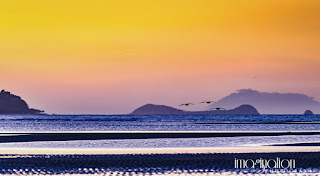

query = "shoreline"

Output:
[[2, 147, 320, 155], [1, 131, 320, 144]]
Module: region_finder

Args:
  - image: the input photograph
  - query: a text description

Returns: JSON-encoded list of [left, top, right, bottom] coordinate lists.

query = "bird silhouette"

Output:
[[200, 101, 216, 104], [210, 107, 226, 111], [179, 103, 194, 106]]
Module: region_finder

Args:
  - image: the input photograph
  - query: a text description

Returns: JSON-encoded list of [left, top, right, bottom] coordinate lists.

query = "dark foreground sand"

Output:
[[1, 152, 320, 175], [272, 142, 320, 146]]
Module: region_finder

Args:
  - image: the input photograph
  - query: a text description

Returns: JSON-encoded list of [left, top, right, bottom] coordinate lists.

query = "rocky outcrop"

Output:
[[0, 90, 44, 114], [226, 104, 260, 115], [131, 104, 259, 115], [131, 104, 185, 115], [304, 110, 314, 115]]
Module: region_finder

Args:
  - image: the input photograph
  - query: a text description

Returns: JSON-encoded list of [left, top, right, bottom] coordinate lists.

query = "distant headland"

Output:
[[131, 104, 259, 115], [0, 90, 44, 114]]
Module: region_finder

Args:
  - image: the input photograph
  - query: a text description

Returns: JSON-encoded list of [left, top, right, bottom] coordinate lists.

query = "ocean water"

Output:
[[0, 114, 320, 149], [0, 114, 320, 132]]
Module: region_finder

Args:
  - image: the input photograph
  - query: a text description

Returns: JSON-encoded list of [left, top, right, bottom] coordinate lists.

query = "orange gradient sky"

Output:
[[1, 0, 320, 114]]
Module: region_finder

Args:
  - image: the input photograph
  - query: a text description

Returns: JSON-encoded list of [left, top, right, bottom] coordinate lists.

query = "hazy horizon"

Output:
[[1, 1, 320, 114], [1, 88, 319, 115]]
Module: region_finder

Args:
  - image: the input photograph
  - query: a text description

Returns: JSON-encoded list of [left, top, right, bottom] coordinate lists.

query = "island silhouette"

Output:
[[0, 90, 44, 114], [131, 104, 259, 115]]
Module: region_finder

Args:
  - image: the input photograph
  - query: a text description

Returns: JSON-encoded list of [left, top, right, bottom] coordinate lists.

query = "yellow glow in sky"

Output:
[[1, 0, 320, 114]]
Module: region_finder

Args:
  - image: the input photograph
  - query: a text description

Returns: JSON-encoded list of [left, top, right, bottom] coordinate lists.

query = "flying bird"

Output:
[[179, 103, 194, 106], [210, 107, 226, 111], [200, 101, 216, 104]]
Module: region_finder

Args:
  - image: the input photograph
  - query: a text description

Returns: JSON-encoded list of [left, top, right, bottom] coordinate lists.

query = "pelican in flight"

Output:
[[200, 101, 216, 104], [179, 103, 194, 106], [210, 107, 226, 111]]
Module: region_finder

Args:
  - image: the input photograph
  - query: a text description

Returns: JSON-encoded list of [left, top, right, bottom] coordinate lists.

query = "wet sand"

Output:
[[1, 152, 320, 175], [2, 131, 320, 143], [2, 131, 320, 175]]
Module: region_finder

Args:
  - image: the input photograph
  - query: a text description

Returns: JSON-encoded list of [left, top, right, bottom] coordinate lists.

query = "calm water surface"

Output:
[[0, 114, 320, 148], [0, 114, 320, 131]]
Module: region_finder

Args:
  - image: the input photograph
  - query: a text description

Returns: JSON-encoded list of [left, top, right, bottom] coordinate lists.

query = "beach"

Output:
[[2, 133, 320, 175], [1, 152, 320, 175]]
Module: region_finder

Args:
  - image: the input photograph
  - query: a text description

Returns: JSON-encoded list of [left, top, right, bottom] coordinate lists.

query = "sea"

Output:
[[1, 114, 320, 148], [1, 114, 320, 175]]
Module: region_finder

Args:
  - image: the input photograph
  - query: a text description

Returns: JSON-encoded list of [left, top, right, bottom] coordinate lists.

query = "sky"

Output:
[[1, 0, 320, 114]]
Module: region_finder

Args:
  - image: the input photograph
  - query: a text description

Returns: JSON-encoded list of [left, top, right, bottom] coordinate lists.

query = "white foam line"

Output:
[[0, 134, 29, 136], [1, 130, 320, 134], [1, 147, 320, 155]]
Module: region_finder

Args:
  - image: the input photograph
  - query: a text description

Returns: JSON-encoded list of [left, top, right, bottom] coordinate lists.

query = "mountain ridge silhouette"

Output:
[[209, 89, 320, 114]]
